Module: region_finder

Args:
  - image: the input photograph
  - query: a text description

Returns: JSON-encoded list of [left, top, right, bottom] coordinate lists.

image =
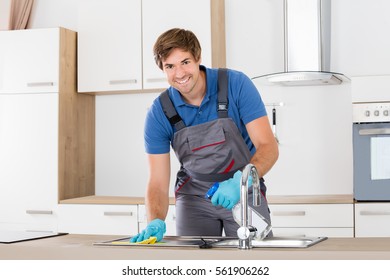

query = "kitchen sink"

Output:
[[211, 236, 327, 248], [94, 235, 327, 249]]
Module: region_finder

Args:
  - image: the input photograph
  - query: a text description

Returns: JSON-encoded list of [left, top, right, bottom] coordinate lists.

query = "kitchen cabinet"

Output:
[[57, 204, 138, 235], [0, 27, 95, 231], [77, 0, 225, 94], [0, 29, 59, 94], [269, 204, 354, 238], [138, 204, 177, 236], [355, 203, 390, 237], [141, 0, 212, 90], [77, 0, 142, 93], [0, 93, 58, 232]]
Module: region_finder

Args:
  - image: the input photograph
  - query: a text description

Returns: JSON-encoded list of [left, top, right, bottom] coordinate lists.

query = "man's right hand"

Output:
[[130, 218, 166, 243]]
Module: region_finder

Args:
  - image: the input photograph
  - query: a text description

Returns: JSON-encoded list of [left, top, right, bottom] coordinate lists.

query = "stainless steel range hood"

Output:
[[253, 0, 349, 86]]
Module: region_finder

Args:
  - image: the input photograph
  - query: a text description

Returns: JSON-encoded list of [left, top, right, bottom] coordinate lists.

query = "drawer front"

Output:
[[57, 204, 138, 235], [272, 227, 354, 238], [269, 204, 354, 227], [0, 221, 58, 233], [355, 203, 390, 237]]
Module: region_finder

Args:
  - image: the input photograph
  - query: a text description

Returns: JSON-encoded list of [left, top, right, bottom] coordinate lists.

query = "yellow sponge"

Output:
[[136, 236, 157, 244]]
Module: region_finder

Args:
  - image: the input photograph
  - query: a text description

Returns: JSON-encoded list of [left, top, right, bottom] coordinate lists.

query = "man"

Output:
[[131, 28, 278, 243]]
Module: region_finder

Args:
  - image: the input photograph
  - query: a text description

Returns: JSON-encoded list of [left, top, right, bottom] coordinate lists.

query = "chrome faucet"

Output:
[[236, 163, 261, 249]]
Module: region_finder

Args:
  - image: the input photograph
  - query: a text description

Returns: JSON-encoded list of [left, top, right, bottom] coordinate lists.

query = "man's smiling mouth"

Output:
[[176, 77, 190, 85]]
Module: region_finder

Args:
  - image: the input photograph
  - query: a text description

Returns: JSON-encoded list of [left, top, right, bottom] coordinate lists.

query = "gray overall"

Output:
[[159, 68, 272, 237]]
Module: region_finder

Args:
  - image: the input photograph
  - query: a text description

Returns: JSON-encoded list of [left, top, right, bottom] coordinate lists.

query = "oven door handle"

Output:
[[359, 128, 390, 135]]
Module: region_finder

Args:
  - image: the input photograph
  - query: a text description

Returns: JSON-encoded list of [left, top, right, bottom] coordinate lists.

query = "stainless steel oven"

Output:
[[353, 102, 390, 201]]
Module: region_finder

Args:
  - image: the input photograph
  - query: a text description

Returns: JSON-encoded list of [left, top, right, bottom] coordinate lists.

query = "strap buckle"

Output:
[[218, 102, 228, 111]]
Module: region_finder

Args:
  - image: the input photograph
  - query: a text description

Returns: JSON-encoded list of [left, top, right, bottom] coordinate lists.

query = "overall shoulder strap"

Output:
[[217, 68, 229, 118], [159, 90, 186, 131]]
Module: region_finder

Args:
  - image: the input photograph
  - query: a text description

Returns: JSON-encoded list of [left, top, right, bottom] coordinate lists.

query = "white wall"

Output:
[[27, 0, 78, 31], [24, 0, 390, 197], [0, 0, 11, 30]]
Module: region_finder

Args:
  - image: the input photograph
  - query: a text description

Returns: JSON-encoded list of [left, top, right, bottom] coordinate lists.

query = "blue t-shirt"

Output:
[[144, 66, 267, 155]]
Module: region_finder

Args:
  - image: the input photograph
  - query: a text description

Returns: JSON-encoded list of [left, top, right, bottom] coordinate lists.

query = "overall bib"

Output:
[[159, 68, 272, 237]]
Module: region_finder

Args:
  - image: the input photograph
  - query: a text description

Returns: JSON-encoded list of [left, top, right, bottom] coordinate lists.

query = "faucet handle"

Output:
[[237, 225, 257, 240]]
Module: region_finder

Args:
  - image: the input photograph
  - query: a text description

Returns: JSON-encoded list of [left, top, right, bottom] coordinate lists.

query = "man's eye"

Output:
[[165, 65, 173, 69]]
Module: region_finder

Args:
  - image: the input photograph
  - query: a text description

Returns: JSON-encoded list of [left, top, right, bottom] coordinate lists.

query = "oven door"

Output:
[[353, 122, 390, 201]]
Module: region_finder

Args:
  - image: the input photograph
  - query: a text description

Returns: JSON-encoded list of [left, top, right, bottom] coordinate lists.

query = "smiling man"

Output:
[[130, 28, 278, 243]]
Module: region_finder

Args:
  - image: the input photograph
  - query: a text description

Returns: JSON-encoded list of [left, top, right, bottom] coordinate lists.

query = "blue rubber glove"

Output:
[[210, 170, 252, 210], [130, 218, 166, 243]]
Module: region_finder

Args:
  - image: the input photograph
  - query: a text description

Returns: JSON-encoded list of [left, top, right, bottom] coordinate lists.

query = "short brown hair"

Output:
[[153, 28, 202, 70]]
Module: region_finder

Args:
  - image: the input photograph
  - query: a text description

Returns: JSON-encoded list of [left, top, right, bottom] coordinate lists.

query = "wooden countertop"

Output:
[[59, 194, 354, 205], [1, 234, 390, 260]]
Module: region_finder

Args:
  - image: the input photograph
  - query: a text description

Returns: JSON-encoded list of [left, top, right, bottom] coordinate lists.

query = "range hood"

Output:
[[253, 0, 349, 86]]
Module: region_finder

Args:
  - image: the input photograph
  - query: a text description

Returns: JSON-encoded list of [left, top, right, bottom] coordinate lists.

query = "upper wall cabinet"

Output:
[[141, 0, 211, 90], [77, 0, 223, 94], [0, 29, 59, 94], [77, 0, 142, 93]]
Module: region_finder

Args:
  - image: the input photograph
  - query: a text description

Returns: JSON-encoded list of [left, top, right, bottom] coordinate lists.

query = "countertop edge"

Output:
[[59, 194, 354, 205]]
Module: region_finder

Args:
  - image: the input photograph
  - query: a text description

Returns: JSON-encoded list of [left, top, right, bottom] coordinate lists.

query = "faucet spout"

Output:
[[237, 163, 261, 249]]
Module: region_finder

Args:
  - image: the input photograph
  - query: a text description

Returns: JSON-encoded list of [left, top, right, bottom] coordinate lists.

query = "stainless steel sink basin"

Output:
[[211, 236, 328, 248], [94, 235, 327, 249]]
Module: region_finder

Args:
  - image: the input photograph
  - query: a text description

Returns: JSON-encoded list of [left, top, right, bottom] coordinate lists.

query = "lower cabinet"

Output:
[[0, 93, 59, 233], [355, 203, 390, 237], [0, 213, 58, 233], [269, 204, 354, 238], [137, 205, 177, 236], [57, 204, 138, 235]]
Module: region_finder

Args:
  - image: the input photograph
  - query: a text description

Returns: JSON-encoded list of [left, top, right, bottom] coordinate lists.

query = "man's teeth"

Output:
[[177, 77, 189, 84]]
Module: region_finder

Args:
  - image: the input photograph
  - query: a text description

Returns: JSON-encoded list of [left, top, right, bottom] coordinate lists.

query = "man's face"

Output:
[[161, 48, 202, 97]]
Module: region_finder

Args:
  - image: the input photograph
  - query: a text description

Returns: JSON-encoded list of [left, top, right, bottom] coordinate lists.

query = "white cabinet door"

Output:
[[77, 0, 142, 92], [57, 204, 138, 235], [269, 204, 354, 237], [142, 0, 212, 89], [0, 29, 59, 94], [77, 0, 212, 92], [355, 203, 390, 237], [272, 227, 354, 238], [0, 93, 58, 231]]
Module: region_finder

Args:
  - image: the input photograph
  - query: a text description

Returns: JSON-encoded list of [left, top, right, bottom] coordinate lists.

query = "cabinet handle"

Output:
[[26, 82, 54, 87], [146, 78, 167, 83], [360, 210, 390, 216], [103, 211, 133, 217], [277, 233, 306, 238], [272, 211, 306, 216], [359, 128, 390, 135], [109, 79, 137, 85], [26, 210, 53, 215]]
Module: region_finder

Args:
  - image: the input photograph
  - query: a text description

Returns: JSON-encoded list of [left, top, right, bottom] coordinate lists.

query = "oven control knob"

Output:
[[384, 110, 389, 117], [365, 110, 370, 117], [374, 110, 380, 116]]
